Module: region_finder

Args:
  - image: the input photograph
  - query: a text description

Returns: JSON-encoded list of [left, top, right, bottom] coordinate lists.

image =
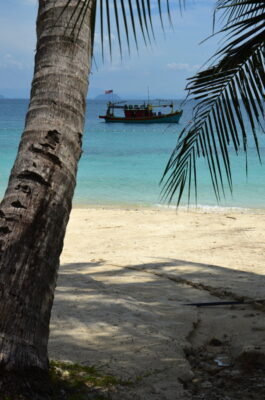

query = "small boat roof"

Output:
[[107, 101, 174, 109]]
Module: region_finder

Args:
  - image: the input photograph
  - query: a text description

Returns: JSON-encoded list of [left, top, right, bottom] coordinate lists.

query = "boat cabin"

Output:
[[106, 102, 168, 119], [123, 104, 155, 118]]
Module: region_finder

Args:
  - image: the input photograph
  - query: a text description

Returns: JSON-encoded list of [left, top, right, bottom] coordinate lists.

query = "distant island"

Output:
[[0, 94, 5, 99], [94, 93, 121, 101]]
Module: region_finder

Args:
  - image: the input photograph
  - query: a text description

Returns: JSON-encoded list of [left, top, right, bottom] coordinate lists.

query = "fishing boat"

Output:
[[99, 101, 183, 123]]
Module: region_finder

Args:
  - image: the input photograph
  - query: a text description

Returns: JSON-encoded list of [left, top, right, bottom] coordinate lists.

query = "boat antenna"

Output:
[[147, 86, 150, 105]]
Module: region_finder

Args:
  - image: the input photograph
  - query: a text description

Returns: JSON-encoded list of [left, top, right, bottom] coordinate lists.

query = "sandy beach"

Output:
[[49, 207, 265, 399]]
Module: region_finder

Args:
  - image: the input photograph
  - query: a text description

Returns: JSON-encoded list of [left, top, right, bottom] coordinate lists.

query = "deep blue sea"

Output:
[[0, 99, 265, 209]]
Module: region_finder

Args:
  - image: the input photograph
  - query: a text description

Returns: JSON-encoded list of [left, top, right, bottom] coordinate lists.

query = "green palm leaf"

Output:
[[162, 0, 265, 206]]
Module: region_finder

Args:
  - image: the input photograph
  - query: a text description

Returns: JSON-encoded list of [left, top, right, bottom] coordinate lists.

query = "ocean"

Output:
[[0, 99, 264, 210]]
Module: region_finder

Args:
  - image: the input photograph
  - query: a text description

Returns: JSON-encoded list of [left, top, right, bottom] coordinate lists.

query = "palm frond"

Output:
[[216, 0, 265, 24], [98, 0, 174, 58], [162, 0, 265, 206], [58, 0, 179, 59]]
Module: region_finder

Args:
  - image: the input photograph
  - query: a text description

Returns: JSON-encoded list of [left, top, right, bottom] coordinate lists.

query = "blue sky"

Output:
[[0, 0, 221, 99]]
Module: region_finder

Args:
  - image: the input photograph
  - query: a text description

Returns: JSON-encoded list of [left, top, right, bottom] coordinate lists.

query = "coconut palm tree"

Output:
[[162, 0, 265, 205], [0, 1, 169, 398], [0, 1, 95, 397]]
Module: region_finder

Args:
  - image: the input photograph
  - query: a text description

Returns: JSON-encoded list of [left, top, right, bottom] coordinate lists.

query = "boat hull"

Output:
[[99, 110, 183, 123]]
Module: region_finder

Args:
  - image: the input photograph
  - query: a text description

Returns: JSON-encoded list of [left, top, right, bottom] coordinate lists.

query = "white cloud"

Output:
[[0, 54, 25, 70], [166, 62, 200, 72], [23, 0, 37, 5]]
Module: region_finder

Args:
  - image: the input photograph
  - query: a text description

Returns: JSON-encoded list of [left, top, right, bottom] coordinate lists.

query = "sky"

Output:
[[0, 0, 222, 99]]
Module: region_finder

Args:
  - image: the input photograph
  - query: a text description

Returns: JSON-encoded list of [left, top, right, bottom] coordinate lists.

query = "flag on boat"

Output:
[[105, 90, 113, 94]]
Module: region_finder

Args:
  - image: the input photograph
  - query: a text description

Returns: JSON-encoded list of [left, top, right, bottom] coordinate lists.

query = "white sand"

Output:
[[49, 207, 265, 399]]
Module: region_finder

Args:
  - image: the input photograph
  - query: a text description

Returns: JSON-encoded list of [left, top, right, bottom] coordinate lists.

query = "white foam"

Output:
[[155, 203, 251, 213]]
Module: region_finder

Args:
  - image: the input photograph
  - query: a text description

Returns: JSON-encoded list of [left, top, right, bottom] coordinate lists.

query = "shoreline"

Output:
[[71, 202, 265, 214]]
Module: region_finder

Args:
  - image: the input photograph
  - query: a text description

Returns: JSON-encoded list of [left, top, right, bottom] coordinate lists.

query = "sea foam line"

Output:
[[155, 203, 252, 213]]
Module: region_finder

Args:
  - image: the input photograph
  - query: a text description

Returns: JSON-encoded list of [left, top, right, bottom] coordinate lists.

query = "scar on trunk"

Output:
[[17, 171, 50, 187], [0, 227, 11, 235], [78, 132, 83, 145], [30, 145, 62, 168], [15, 184, 31, 194], [11, 201, 27, 209], [46, 129, 60, 145]]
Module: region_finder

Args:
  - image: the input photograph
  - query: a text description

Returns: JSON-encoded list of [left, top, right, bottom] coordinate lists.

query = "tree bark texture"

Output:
[[0, 0, 93, 397]]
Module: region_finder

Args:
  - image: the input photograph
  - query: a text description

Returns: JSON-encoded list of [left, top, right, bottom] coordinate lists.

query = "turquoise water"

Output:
[[0, 99, 265, 209]]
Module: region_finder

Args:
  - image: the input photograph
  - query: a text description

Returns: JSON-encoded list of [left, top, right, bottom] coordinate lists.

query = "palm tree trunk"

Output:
[[0, 0, 93, 397]]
